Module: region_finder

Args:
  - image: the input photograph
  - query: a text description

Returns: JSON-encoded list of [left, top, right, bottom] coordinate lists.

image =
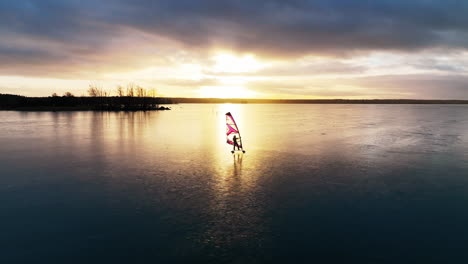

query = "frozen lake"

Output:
[[1, 104, 468, 263]]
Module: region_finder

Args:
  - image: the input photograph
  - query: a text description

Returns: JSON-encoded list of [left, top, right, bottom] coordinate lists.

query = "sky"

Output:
[[1, 0, 468, 99]]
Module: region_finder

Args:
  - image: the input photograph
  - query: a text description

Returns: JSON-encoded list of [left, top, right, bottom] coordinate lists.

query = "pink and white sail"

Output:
[[225, 112, 243, 148]]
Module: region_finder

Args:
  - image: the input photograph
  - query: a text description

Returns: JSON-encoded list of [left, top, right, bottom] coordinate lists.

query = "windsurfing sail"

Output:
[[226, 112, 244, 150]]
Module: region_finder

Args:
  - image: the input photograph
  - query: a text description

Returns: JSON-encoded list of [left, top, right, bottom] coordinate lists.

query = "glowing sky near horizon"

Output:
[[1, 0, 468, 99]]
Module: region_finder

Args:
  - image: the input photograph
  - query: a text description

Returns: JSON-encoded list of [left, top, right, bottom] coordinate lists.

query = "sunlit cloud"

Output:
[[210, 53, 268, 73]]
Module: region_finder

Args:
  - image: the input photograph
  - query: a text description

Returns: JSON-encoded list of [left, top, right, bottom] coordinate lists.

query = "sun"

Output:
[[211, 53, 265, 73], [195, 52, 268, 98], [197, 52, 266, 98]]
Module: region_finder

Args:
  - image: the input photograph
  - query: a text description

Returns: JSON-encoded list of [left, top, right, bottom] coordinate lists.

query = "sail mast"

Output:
[[225, 112, 245, 152]]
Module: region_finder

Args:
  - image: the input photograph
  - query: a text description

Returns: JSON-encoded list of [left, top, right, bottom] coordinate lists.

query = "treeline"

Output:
[[79, 84, 171, 110], [0, 84, 172, 111], [86, 83, 158, 98]]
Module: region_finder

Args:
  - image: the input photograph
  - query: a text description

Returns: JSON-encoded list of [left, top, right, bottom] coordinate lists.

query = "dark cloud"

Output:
[[0, 46, 63, 65], [0, 0, 122, 74], [2, 0, 468, 69], [105, 0, 468, 57]]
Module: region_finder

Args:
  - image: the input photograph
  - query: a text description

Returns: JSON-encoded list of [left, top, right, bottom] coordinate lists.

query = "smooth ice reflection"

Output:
[[1, 104, 468, 263]]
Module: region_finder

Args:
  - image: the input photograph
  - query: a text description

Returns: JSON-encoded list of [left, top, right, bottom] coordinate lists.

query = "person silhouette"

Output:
[[232, 135, 241, 151]]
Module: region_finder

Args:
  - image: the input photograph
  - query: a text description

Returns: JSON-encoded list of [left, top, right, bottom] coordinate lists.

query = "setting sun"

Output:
[[196, 53, 265, 98], [212, 53, 266, 73]]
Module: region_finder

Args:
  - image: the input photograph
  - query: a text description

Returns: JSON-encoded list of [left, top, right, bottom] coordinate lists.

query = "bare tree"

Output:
[[126, 83, 134, 97], [136, 85, 146, 97], [51, 93, 58, 97], [88, 84, 99, 97], [116, 85, 124, 97], [64, 92, 74, 97], [88, 84, 107, 97]]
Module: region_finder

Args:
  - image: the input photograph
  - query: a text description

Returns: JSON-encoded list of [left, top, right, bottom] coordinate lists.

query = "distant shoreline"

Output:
[[1, 94, 467, 111], [169, 98, 468, 104]]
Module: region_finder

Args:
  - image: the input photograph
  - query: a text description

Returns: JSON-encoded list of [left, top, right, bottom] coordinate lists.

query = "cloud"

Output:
[[2, 0, 468, 70], [159, 78, 220, 87], [353, 74, 468, 99], [104, 0, 468, 56], [247, 73, 468, 99], [243, 61, 367, 77], [248, 79, 389, 98]]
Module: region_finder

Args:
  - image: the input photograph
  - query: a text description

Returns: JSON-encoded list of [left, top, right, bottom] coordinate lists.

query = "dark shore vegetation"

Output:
[[0, 94, 172, 111], [0, 84, 172, 111]]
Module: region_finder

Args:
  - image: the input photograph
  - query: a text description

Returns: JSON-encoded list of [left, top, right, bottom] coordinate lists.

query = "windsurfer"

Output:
[[233, 135, 241, 151]]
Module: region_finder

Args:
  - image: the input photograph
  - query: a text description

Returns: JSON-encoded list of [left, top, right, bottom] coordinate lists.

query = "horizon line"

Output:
[[2, 93, 468, 101]]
